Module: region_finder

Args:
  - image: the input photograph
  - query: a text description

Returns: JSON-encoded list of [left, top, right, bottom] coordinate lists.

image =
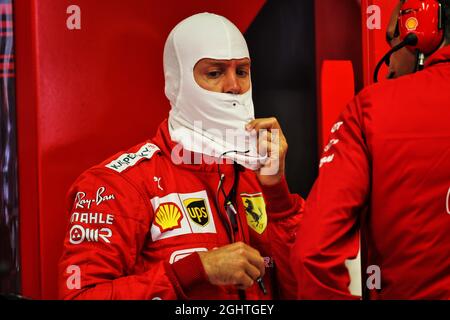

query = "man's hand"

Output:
[[197, 242, 265, 290], [246, 117, 288, 186]]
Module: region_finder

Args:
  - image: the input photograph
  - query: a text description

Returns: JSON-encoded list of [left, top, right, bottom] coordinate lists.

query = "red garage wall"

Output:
[[361, 0, 399, 85], [314, 0, 362, 150], [13, 0, 399, 300], [315, 0, 399, 149], [14, 0, 265, 299]]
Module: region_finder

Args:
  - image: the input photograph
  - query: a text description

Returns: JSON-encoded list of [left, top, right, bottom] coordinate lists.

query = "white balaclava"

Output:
[[164, 12, 267, 169]]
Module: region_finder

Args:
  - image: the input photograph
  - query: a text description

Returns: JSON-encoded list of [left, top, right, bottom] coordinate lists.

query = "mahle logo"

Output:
[[183, 198, 209, 226]]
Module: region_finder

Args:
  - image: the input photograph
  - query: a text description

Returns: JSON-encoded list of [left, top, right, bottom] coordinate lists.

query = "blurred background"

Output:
[[0, 0, 398, 299]]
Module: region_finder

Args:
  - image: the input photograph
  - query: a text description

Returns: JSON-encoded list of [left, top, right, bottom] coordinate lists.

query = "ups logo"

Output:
[[183, 198, 209, 226]]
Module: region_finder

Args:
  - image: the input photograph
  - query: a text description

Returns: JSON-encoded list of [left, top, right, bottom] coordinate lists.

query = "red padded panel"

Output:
[[314, 0, 361, 158], [319, 60, 355, 151], [14, 0, 42, 299], [15, 0, 265, 299]]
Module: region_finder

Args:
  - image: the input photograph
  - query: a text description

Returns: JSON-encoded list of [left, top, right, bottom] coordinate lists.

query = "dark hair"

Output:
[[441, 0, 450, 42]]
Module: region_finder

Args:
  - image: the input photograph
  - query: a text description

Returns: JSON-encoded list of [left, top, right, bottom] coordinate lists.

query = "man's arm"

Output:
[[58, 169, 205, 300], [247, 117, 305, 299], [291, 95, 370, 299], [261, 177, 304, 299]]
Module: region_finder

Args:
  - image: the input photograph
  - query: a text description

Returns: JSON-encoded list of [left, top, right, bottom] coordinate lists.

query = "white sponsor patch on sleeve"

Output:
[[169, 248, 208, 264], [106, 143, 159, 173]]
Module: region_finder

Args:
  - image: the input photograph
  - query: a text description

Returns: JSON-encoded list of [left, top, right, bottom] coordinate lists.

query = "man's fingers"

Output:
[[234, 271, 254, 289], [234, 242, 261, 261], [258, 131, 281, 154], [201, 242, 266, 289], [246, 117, 281, 131], [244, 260, 263, 280], [234, 242, 265, 278], [259, 130, 274, 145], [248, 118, 286, 148], [247, 255, 265, 278]]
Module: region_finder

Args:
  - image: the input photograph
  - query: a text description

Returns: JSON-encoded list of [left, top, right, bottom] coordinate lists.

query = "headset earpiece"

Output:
[[398, 0, 445, 56], [374, 0, 447, 82]]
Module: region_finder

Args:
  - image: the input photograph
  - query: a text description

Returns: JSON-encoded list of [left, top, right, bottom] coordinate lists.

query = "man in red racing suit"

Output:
[[292, 40, 450, 299], [59, 12, 304, 300], [59, 120, 303, 300]]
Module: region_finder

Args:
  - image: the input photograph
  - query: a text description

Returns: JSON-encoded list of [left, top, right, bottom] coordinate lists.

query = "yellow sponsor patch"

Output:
[[241, 193, 267, 234], [183, 198, 209, 226], [405, 17, 418, 31], [154, 202, 183, 232]]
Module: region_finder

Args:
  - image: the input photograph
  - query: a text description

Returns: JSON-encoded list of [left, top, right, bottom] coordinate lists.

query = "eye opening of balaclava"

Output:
[[191, 57, 252, 95], [163, 12, 267, 169]]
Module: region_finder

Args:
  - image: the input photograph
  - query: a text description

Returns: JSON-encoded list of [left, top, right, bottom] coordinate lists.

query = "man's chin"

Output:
[[386, 69, 415, 80]]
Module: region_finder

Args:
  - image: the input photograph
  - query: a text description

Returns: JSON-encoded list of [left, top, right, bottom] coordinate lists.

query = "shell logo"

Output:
[[154, 202, 183, 232], [405, 17, 419, 31]]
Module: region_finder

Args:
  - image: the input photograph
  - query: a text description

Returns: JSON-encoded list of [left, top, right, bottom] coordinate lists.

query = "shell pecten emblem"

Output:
[[405, 17, 419, 31], [154, 202, 183, 232]]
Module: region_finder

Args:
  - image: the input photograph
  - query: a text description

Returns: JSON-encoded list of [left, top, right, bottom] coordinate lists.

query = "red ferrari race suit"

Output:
[[292, 46, 450, 299], [59, 119, 304, 300]]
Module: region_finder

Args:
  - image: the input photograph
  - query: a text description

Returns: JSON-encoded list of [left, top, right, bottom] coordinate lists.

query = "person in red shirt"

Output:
[[292, 0, 450, 299], [58, 13, 303, 300]]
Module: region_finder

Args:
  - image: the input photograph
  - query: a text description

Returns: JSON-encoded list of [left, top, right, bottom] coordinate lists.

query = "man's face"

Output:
[[387, 36, 417, 79], [193, 58, 251, 94]]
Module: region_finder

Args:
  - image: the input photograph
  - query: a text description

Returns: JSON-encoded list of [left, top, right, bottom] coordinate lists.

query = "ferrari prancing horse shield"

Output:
[[241, 193, 267, 234]]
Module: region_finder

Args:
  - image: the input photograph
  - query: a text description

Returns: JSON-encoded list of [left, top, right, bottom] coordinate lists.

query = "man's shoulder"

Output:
[[99, 140, 161, 174], [68, 140, 164, 198], [66, 141, 162, 222], [79, 140, 163, 181], [356, 71, 428, 105]]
